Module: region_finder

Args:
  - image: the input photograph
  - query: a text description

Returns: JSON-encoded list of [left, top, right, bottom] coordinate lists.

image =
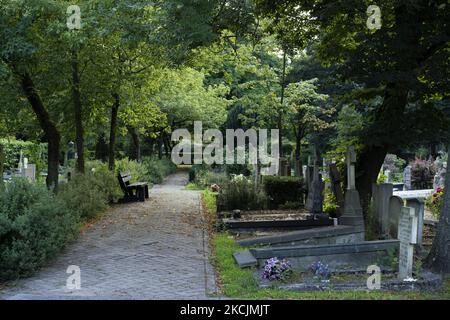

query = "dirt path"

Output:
[[0, 170, 217, 300]]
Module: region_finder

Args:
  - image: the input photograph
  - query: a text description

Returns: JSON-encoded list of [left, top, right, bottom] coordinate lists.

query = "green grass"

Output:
[[211, 234, 450, 300], [185, 182, 204, 190], [202, 190, 450, 300]]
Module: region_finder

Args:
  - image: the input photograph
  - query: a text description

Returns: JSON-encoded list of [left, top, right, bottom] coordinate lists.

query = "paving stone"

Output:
[[0, 171, 217, 300]]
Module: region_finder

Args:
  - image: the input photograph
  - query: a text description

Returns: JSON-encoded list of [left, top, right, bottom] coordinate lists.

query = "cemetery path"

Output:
[[0, 170, 218, 300]]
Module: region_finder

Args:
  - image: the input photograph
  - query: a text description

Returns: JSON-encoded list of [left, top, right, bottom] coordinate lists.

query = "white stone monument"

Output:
[[398, 206, 418, 280]]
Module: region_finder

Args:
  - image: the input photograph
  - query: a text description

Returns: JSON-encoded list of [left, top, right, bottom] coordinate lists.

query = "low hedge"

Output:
[[263, 176, 305, 209]]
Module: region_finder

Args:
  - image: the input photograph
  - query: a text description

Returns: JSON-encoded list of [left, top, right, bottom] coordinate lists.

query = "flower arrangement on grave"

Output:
[[262, 257, 292, 281], [310, 261, 331, 280], [426, 186, 444, 218]]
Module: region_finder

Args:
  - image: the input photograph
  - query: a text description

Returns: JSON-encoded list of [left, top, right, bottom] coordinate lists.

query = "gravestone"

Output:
[[406, 198, 424, 252], [388, 196, 404, 238], [329, 163, 345, 217], [372, 183, 394, 238], [403, 166, 412, 191], [398, 206, 418, 280], [339, 146, 364, 227], [22, 164, 36, 182], [305, 151, 323, 214]]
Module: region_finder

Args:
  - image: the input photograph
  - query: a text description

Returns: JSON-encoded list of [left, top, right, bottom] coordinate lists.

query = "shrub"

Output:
[[141, 156, 177, 184], [0, 179, 79, 280], [115, 157, 176, 185], [85, 161, 123, 203], [195, 170, 229, 188], [115, 158, 150, 183], [410, 158, 436, 189], [262, 176, 305, 209], [189, 164, 209, 182], [58, 171, 120, 221], [262, 257, 292, 281], [217, 175, 268, 211]]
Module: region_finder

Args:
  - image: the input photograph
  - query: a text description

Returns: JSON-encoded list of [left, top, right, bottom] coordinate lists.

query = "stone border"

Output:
[[260, 271, 442, 292], [224, 217, 333, 231], [237, 225, 364, 247], [250, 240, 399, 259]]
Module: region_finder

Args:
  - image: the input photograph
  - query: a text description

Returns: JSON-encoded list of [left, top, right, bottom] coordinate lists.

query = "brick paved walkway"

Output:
[[0, 170, 217, 300]]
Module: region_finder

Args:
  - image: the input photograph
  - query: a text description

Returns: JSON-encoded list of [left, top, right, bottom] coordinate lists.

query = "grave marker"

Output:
[[305, 148, 323, 214], [388, 196, 404, 238], [339, 146, 364, 227], [403, 166, 412, 190], [398, 207, 418, 280]]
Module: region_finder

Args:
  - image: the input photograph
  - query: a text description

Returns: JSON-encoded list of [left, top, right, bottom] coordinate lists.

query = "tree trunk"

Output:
[[71, 50, 84, 173], [0, 145, 4, 185], [356, 145, 388, 216], [425, 138, 450, 273], [127, 126, 140, 161], [17, 71, 60, 190], [157, 134, 163, 159], [109, 93, 119, 171], [278, 50, 287, 157], [356, 82, 408, 215]]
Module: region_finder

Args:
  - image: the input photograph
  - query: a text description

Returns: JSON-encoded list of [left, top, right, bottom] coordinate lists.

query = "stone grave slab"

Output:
[[398, 206, 418, 280]]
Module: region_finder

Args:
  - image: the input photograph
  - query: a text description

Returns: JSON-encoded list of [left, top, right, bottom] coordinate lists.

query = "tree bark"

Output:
[[17, 71, 60, 190], [356, 82, 408, 215], [127, 126, 140, 161], [278, 49, 287, 158], [109, 93, 120, 171], [71, 50, 84, 173], [0, 145, 4, 185], [425, 138, 450, 273]]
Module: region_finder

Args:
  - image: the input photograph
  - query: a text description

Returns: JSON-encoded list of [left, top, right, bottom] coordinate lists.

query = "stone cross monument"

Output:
[[339, 146, 364, 227]]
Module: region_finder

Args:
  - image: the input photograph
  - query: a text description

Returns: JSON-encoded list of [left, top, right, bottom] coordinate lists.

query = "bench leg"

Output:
[[137, 187, 145, 202], [145, 185, 149, 199]]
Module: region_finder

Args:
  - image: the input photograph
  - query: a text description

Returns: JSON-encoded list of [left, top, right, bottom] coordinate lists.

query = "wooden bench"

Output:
[[118, 172, 149, 202]]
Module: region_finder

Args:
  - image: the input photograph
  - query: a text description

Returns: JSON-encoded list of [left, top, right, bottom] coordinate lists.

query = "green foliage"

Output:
[[58, 169, 121, 221], [140, 156, 177, 184], [262, 176, 305, 209], [195, 170, 229, 189], [410, 159, 436, 189], [323, 190, 338, 216], [377, 171, 388, 184], [0, 179, 79, 280], [115, 157, 176, 185], [217, 175, 268, 211], [0, 138, 47, 174]]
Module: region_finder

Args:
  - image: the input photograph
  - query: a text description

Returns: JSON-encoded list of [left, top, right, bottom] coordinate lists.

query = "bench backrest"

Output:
[[118, 172, 132, 190]]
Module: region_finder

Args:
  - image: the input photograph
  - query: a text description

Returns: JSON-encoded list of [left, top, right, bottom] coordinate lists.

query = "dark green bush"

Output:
[[189, 164, 209, 182], [141, 156, 177, 184], [114, 157, 176, 185], [58, 171, 120, 221], [217, 176, 268, 211], [263, 176, 305, 209], [0, 179, 79, 280]]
